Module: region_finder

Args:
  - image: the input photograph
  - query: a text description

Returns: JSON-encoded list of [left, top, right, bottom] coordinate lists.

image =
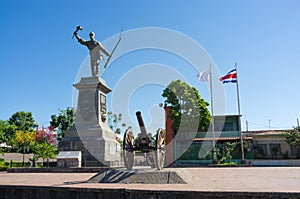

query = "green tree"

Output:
[[8, 111, 35, 131], [285, 127, 300, 147], [0, 120, 17, 151], [162, 80, 211, 135], [33, 142, 57, 168], [50, 107, 75, 139], [107, 112, 126, 134], [192, 87, 212, 132], [284, 127, 300, 158], [0, 120, 7, 143], [0, 122, 4, 154]]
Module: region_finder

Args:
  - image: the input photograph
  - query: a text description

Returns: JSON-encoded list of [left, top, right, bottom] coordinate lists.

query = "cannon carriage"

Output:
[[123, 111, 165, 170]]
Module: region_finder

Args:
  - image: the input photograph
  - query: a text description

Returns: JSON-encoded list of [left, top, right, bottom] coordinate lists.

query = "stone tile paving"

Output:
[[1, 167, 300, 192]]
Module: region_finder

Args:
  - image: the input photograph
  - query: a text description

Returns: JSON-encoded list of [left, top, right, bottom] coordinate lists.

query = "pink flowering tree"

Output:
[[30, 126, 57, 167]]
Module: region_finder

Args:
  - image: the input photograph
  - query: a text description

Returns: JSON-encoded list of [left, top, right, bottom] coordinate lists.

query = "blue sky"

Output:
[[0, 0, 299, 132]]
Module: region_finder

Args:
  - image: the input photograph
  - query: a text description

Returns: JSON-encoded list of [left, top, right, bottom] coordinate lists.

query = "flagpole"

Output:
[[209, 64, 216, 163], [235, 62, 245, 162]]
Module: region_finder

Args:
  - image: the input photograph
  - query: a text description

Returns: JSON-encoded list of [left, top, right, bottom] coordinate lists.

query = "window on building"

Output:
[[270, 144, 281, 156], [254, 144, 267, 159], [223, 122, 234, 131], [290, 145, 299, 156], [214, 123, 223, 131]]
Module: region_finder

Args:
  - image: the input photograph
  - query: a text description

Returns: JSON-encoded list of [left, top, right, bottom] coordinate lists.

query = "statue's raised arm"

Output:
[[73, 25, 82, 40]]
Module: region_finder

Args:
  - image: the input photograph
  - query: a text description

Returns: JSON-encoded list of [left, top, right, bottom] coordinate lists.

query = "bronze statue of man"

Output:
[[74, 29, 111, 77]]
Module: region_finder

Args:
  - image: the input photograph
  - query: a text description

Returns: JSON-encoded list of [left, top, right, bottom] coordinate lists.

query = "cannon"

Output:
[[123, 111, 165, 170]]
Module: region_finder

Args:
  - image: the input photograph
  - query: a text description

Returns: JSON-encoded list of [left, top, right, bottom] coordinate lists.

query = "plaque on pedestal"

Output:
[[58, 76, 121, 167]]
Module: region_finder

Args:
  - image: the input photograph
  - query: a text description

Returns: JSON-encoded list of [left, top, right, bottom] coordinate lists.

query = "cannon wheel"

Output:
[[123, 128, 135, 170], [155, 128, 165, 170]]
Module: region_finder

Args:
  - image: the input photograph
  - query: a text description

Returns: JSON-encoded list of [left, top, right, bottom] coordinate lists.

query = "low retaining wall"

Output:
[[7, 167, 114, 173], [0, 185, 299, 199], [253, 159, 300, 167]]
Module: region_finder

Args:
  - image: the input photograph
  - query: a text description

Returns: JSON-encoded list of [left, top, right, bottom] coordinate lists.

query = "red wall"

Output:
[[164, 106, 173, 165]]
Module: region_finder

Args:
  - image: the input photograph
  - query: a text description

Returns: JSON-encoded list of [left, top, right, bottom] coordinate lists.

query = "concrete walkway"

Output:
[[1, 167, 300, 192]]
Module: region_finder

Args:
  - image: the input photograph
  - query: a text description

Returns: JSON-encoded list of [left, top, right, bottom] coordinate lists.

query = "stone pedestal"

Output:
[[57, 151, 82, 168], [58, 77, 121, 167]]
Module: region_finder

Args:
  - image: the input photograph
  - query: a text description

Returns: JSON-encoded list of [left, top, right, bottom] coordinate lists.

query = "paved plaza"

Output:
[[1, 167, 300, 192]]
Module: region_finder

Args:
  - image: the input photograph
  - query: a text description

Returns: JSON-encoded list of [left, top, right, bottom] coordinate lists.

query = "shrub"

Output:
[[0, 161, 9, 171], [215, 162, 237, 167], [11, 161, 30, 167]]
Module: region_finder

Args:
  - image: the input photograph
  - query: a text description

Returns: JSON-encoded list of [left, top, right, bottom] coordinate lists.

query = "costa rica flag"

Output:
[[219, 69, 237, 83]]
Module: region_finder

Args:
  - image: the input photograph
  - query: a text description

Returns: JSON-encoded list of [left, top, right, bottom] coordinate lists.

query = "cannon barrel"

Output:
[[136, 111, 148, 136]]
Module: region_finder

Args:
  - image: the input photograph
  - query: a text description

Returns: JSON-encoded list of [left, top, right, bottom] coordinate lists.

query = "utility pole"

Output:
[[268, 119, 271, 130]]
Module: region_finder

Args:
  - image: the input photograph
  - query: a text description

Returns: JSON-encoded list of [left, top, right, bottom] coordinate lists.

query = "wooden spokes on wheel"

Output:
[[123, 128, 135, 170], [155, 128, 165, 170]]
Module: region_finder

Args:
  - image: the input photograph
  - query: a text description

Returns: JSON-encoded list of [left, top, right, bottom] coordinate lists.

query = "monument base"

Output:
[[58, 76, 121, 167], [86, 168, 189, 184], [59, 124, 121, 167]]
